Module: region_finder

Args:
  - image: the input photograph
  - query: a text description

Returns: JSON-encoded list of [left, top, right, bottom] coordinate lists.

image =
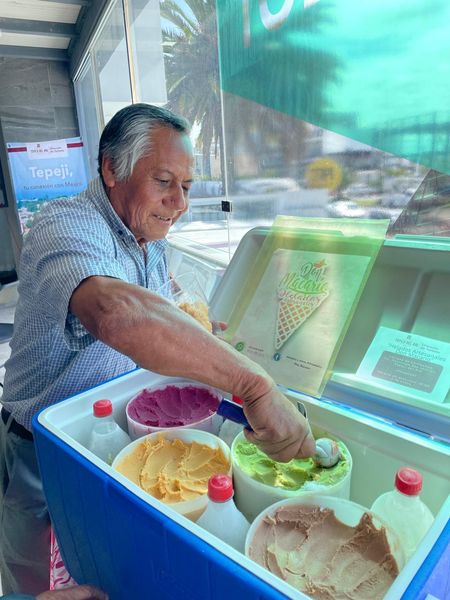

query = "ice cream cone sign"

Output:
[[275, 258, 329, 351]]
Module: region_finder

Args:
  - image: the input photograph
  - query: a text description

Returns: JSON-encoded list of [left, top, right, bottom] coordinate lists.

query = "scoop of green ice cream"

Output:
[[233, 438, 349, 490]]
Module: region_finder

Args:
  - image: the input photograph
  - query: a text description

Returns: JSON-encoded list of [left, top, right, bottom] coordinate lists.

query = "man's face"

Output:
[[104, 126, 194, 244]]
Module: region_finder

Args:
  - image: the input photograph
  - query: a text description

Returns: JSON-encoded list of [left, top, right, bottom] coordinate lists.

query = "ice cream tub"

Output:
[[112, 428, 231, 522], [231, 431, 352, 521], [126, 378, 223, 440], [245, 495, 405, 600]]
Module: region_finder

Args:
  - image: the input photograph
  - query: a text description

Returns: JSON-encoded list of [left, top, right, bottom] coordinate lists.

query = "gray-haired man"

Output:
[[0, 104, 315, 595]]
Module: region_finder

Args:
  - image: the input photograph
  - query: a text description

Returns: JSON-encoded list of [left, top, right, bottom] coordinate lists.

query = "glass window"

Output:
[[74, 0, 450, 256], [159, 0, 229, 255], [127, 0, 167, 105], [92, 0, 132, 125], [74, 60, 101, 180]]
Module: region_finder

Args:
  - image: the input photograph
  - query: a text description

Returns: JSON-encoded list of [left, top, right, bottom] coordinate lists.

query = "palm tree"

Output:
[[160, 0, 222, 179], [161, 0, 341, 191]]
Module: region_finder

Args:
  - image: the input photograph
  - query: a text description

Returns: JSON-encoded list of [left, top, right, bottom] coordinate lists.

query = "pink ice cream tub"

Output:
[[126, 378, 224, 440]]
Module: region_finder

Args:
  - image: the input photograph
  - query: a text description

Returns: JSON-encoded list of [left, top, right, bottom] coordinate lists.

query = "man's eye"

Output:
[[157, 179, 169, 185]]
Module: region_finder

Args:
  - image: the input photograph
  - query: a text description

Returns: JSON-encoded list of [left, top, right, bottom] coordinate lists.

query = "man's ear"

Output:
[[102, 156, 116, 188]]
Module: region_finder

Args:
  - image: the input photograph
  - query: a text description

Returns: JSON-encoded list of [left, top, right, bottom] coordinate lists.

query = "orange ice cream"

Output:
[[115, 434, 229, 503]]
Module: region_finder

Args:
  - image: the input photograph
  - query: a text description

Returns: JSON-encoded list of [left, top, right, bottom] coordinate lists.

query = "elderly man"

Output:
[[0, 104, 315, 595]]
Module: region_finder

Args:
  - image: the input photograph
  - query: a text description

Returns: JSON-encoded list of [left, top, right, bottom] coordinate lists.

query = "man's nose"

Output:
[[170, 183, 187, 211]]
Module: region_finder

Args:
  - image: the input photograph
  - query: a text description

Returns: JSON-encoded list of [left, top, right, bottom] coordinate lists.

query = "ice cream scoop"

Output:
[[217, 398, 341, 468]]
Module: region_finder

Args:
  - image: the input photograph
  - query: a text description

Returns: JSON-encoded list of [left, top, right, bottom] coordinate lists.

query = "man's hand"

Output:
[[242, 383, 316, 462], [36, 585, 108, 600]]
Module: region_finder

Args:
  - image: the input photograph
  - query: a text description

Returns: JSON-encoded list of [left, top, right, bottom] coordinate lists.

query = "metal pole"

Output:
[[122, 0, 139, 103]]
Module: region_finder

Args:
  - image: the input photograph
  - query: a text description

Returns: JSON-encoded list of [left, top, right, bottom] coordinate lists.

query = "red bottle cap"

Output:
[[93, 399, 113, 417], [208, 474, 233, 502], [395, 467, 423, 495]]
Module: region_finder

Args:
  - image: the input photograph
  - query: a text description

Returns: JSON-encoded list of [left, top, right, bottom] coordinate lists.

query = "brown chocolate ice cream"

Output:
[[248, 505, 399, 599]]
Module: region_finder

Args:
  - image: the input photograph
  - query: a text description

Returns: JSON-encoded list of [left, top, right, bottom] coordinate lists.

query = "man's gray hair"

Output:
[[98, 103, 191, 182]]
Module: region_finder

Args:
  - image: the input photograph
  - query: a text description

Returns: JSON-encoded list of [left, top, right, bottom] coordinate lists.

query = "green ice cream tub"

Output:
[[231, 431, 352, 522]]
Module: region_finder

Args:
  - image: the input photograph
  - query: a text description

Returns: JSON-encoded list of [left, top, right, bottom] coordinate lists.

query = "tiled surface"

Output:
[[0, 57, 79, 143]]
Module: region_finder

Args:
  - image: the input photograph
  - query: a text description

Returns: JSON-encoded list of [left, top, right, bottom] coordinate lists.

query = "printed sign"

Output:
[[7, 137, 88, 204], [228, 248, 370, 397], [305, 158, 342, 190], [357, 327, 450, 403]]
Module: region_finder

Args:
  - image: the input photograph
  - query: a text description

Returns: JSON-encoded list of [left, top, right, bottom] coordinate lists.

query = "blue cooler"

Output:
[[34, 228, 450, 600]]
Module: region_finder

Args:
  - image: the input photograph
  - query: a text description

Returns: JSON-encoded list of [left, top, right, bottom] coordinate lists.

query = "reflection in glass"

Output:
[[391, 171, 450, 237]]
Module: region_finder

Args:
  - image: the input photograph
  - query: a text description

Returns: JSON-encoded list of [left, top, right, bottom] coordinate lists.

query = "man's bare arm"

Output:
[[70, 276, 315, 461]]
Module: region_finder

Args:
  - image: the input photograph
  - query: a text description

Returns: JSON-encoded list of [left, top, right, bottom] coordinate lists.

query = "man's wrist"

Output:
[[233, 371, 274, 405]]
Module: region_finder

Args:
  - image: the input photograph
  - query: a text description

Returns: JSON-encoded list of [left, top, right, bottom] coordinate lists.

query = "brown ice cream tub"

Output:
[[246, 495, 405, 599]]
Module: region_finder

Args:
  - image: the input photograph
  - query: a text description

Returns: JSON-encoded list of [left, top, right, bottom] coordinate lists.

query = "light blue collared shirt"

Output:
[[2, 177, 169, 431]]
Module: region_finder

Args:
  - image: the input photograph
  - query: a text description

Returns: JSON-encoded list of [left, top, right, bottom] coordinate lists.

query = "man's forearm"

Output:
[[71, 275, 316, 461], [70, 276, 272, 402]]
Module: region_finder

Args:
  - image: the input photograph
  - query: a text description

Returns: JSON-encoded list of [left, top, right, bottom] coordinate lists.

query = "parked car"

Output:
[[343, 183, 375, 198], [235, 178, 300, 195], [326, 201, 368, 218], [189, 180, 223, 198], [368, 207, 403, 223], [381, 192, 411, 208]]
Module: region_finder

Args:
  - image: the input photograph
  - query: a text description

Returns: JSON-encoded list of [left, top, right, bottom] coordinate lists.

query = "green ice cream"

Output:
[[233, 438, 349, 490]]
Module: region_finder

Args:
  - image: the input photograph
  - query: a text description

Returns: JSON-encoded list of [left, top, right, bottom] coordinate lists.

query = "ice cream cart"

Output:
[[33, 227, 450, 600]]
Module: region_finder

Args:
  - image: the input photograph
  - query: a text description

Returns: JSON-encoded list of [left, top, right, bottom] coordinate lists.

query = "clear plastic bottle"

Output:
[[370, 467, 434, 561], [87, 399, 131, 465], [196, 474, 250, 553]]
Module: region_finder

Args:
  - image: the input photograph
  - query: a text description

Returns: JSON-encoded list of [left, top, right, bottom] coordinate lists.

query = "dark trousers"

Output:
[[0, 415, 50, 595]]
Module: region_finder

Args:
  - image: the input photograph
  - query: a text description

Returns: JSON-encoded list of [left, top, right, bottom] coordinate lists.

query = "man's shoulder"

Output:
[[34, 188, 97, 223], [29, 185, 110, 239]]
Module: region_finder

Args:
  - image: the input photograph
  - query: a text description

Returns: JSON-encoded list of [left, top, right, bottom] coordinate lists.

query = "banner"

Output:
[[7, 137, 88, 206], [217, 0, 450, 175]]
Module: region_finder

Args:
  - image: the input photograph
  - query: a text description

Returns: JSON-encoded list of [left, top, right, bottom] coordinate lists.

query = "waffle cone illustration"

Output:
[[275, 291, 329, 351]]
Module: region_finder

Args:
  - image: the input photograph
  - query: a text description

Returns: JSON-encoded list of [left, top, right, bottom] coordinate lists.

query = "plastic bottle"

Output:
[[87, 399, 131, 465], [196, 474, 250, 553], [370, 467, 434, 561]]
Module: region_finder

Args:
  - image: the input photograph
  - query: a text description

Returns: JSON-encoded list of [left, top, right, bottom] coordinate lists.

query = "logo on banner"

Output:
[[243, 0, 320, 47], [27, 140, 69, 160]]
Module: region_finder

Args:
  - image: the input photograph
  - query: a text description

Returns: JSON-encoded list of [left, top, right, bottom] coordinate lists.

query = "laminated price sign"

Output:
[[224, 216, 388, 398], [357, 327, 450, 403]]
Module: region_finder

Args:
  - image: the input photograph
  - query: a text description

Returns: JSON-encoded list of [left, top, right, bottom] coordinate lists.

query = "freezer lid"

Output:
[[209, 227, 450, 443]]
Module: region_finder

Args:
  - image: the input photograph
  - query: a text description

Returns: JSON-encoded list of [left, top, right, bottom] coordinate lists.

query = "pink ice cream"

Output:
[[127, 385, 220, 428]]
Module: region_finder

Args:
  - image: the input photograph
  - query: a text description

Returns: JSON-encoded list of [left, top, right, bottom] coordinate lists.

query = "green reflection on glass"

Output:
[[217, 0, 450, 175]]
